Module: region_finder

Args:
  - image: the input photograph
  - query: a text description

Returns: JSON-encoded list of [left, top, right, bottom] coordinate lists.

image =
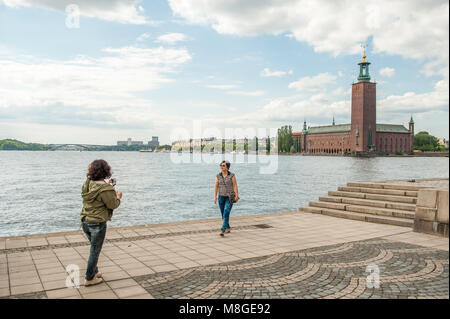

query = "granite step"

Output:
[[300, 180, 423, 228], [309, 201, 415, 219], [329, 190, 417, 204], [299, 207, 414, 227], [345, 204, 415, 220], [338, 186, 418, 198], [346, 182, 423, 192], [319, 196, 416, 211]]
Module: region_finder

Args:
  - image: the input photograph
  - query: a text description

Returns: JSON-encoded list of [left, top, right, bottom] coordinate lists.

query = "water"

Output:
[[0, 151, 448, 237]]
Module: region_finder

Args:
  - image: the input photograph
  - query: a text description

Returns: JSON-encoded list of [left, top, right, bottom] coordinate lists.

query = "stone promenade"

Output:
[[1, 210, 448, 299]]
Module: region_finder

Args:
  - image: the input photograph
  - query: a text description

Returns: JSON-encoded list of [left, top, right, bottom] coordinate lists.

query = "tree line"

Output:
[[414, 131, 448, 152]]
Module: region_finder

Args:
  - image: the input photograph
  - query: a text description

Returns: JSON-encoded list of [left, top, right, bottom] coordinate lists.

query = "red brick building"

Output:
[[293, 54, 414, 155]]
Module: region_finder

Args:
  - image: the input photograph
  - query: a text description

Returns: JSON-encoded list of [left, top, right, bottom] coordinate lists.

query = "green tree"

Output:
[[0, 139, 51, 151], [157, 144, 171, 151], [414, 131, 439, 151], [277, 125, 294, 153]]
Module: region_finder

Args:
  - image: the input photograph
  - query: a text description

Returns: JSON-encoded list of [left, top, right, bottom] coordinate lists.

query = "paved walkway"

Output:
[[0, 211, 448, 299]]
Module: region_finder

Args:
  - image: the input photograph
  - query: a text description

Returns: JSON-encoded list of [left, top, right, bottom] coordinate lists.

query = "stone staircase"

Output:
[[299, 182, 423, 227]]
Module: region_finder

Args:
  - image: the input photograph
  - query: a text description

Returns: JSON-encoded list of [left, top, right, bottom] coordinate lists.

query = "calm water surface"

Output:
[[0, 151, 448, 237]]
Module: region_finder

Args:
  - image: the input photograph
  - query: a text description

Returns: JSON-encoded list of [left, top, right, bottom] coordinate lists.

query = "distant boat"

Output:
[[139, 149, 153, 152]]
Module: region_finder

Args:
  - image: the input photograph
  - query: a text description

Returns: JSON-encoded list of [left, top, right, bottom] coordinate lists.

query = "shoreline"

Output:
[[1, 177, 447, 242], [1, 149, 448, 157]]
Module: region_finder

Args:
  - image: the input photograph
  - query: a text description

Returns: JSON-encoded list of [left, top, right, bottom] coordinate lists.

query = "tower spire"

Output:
[[302, 119, 308, 133], [358, 43, 371, 82]]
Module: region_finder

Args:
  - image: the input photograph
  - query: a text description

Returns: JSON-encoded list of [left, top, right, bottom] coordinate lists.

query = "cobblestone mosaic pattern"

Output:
[[134, 239, 449, 299], [1, 291, 47, 299]]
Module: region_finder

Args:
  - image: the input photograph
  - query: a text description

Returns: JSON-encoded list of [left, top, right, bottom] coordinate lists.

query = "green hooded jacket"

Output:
[[81, 178, 121, 223]]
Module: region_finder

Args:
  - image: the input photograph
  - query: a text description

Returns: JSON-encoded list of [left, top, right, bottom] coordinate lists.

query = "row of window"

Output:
[[377, 136, 410, 153]]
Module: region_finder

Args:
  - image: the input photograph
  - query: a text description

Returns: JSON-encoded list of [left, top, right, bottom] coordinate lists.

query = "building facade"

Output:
[[438, 138, 449, 149], [293, 54, 414, 155], [117, 138, 144, 146], [148, 136, 160, 148]]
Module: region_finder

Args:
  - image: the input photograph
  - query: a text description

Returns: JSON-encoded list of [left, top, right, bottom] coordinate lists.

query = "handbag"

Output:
[[229, 191, 236, 204]]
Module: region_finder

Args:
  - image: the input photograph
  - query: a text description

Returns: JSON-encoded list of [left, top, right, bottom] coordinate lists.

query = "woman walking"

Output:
[[214, 160, 239, 236], [80, 159, 122, 286]]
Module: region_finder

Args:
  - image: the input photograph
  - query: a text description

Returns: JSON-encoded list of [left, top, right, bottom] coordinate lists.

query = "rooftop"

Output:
[[294, 123, 410, 135], [376, 124, 410, 133], [307, 124, 351, 134]]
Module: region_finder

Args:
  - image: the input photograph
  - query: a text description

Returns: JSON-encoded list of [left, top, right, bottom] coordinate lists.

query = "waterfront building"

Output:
[[292, 54, 414, 155], [117, 138, 144, 146], [148, 136, 160, 148], [438, 138, 449, 148], [171, 137, 275, 152]]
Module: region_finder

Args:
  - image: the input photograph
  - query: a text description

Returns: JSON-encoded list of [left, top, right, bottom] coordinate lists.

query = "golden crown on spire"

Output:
[[361, 43, 368, 62]]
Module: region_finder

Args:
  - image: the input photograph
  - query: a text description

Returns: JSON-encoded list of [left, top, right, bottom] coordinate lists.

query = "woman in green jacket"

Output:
[[81, 159, 122, 286]]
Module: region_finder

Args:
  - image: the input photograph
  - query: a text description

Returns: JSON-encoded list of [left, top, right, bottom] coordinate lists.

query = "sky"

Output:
[[0, 0, 448, 145]]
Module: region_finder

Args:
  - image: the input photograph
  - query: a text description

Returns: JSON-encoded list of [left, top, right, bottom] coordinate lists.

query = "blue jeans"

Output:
[[218, 195, 233, 232], [82, 219, 107, 281]]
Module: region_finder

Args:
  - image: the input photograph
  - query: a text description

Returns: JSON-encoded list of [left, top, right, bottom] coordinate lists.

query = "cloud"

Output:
[[258, 94, 348, 122], [288, 72, 337, 92], [206, 83, 264, 97], [155, 33, 188, 44], [168, 0, 448, 74], [379, 67, 395, 77], [260, 68, 293, 77], [206, 84, 238, 90], [136, 33, 151, 41], [0, 46, 192, 130], [101, 46, 191, 67], [378, 78, 449, 114], [226, 90, 265, 97], [1, 0, 152, 24], [331, 87, 350, 97]]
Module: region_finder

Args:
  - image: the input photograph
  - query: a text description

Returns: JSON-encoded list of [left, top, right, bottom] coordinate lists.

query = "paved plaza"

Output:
[[0, 211, 448, 299]]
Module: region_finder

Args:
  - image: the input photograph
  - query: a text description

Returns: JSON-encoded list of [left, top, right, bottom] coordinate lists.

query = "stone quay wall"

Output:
[[414, 188, 449, 237]]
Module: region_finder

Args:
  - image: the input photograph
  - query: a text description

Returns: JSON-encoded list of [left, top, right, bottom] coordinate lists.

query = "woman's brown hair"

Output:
[[87, 159, 112, 181]]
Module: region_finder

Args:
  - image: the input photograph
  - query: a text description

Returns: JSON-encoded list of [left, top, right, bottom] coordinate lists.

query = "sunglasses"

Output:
[[220, 164, 227, 167]]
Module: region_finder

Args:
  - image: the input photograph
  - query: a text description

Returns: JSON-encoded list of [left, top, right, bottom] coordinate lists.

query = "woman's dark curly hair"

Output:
[[87, 159, 112, 181], [220, 160, 230, 170]]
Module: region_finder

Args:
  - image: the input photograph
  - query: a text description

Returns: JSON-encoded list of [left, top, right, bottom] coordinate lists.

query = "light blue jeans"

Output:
[[218, 195, 233, 232]]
